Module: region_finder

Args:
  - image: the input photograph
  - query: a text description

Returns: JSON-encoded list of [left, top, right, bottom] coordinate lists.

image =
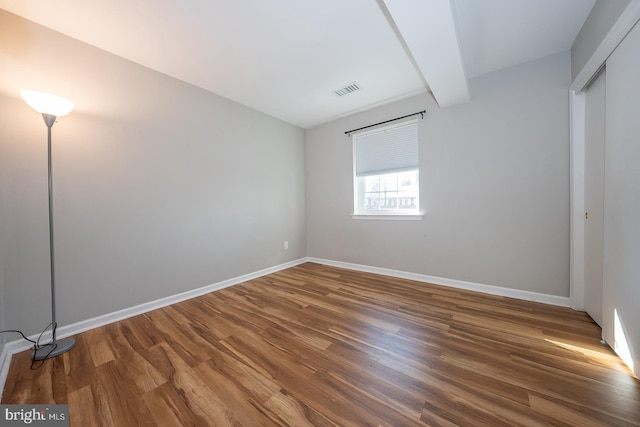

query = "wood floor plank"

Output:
[[67, 384, 117, 427], [84, 327, 117, 367], [142, 382, 210, 427], [2, 262, 639, 426], [263, 389, 338, 427], [94, 358, 157, 426], [144, 342, 244, 426], [191, 359, 282, 426], [102, 322, 138, 358]]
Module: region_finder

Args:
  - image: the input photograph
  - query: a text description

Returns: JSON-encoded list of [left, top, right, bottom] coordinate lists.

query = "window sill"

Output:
[[351, 213, 424, 221]]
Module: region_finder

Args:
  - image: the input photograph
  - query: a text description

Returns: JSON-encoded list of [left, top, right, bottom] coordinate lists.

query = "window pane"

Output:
[[365, 176, 380, 192], [358, 170, 418, 213]]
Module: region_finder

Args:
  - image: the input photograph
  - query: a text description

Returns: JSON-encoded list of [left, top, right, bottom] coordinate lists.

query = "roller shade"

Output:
[[354, 120, 418, 177]]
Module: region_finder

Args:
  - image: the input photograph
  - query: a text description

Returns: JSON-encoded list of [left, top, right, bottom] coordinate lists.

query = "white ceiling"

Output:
[[0, 0, 595, 129]]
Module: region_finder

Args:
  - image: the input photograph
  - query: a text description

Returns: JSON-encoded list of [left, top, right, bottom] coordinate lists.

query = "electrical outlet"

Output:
[[284, 241, 289, 250]]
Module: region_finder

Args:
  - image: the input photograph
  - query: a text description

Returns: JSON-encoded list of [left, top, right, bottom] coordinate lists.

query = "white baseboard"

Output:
[[1, 256, 570, 397], [0, 258, 307, 397], [306, 257, 571, 307]]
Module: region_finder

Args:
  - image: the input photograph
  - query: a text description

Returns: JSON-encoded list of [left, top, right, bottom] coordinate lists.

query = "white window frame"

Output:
[[351, 119, 423, 220]]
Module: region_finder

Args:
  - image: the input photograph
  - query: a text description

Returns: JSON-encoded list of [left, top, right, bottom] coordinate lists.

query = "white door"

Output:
[[583, 68, 606, 327], [601, 20, 640, 376]]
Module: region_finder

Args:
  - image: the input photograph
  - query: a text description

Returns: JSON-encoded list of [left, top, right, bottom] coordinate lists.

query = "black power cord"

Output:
[[1, 322, 60, 369]]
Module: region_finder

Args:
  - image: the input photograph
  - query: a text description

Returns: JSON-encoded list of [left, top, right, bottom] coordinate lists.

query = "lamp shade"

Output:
[[20, 90, 75, 117]]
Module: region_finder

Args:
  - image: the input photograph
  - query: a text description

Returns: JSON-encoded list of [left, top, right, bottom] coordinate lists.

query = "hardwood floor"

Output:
[[2, 262, 639, 426]]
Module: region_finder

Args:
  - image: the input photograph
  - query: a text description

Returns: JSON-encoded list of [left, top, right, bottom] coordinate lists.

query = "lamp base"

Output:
[[33, 338, 76, 360]]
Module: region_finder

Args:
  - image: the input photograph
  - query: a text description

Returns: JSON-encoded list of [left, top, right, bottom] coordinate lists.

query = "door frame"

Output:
[[570, 89, 586, 311]]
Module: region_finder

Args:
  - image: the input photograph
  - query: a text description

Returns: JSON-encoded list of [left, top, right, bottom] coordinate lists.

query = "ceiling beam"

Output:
[[383, 0, 470, 107]]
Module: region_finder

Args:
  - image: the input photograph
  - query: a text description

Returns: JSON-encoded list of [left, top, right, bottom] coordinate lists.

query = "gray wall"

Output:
[[571, 0, 631, 81], [0, 89, 8, 356], [0, 10, 306, 336], [0, 239, 5, 355], [306, 51, 570, 296]]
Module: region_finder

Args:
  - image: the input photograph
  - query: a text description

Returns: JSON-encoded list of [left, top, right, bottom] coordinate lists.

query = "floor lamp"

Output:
[[20, 90, 77, 360]]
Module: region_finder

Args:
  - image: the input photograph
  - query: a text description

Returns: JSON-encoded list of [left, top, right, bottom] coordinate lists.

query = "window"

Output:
[[352, 119, 421, 218]]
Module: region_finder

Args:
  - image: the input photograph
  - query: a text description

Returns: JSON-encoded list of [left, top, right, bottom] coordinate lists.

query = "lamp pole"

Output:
[[32, 112, 76, 360], [46, 114, 58, 345], [20, 90, 77, 360]]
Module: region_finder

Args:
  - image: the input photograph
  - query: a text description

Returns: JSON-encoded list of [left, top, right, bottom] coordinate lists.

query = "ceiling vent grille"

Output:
[[333, 82, 361, 96]]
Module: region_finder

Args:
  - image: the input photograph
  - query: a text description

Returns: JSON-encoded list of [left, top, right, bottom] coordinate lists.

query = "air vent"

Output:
[[333, 82, 361, 97]]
